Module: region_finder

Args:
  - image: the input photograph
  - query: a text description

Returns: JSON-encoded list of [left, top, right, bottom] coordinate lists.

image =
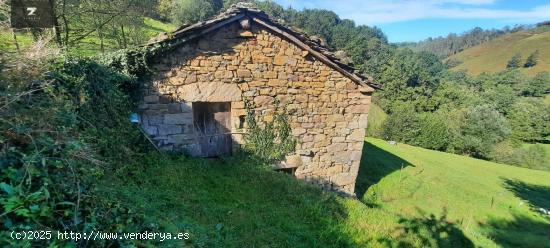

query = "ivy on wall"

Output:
[[242, 98, 296, 163]]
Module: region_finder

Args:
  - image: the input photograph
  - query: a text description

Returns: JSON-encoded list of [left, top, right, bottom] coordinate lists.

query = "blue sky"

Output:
[[272, 0, 550, 42]]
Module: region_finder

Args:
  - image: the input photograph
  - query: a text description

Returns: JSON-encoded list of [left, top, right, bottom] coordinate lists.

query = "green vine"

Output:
[[0, 57, 154, 246], [243, 98, 296, 162], [97, 37, 189, 77]]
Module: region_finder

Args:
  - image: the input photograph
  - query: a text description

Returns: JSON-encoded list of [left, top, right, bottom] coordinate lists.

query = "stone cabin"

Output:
[[138, 5, 377, 195]]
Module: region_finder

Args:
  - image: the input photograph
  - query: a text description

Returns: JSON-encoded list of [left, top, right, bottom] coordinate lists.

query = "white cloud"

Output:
[[274, 0, 550, 25]]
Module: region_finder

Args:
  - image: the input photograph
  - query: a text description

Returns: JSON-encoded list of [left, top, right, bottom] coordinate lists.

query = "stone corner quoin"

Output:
[[137, 19, 373, 196]]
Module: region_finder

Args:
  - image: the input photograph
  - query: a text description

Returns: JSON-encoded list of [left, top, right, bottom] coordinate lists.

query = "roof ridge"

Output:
[[145, 4, 379, 89]]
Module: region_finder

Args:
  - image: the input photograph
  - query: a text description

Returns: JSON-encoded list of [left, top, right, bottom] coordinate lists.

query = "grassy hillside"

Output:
[[448, 26, 550, 75], [143, 17, 177, 38], [358, 138, 550, 247], [0, 17, 176, 56], [0, 29, 34, 52], [72, 18, 177, 56], [102, 138, 550, 247], [365, 104, 387, 138]]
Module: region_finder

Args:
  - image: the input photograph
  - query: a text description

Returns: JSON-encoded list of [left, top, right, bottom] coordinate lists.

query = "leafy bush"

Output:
[[506, 53, 522, 69], [521, 145, 548, 170], [488, 141, 523, 166], [480, 84, 515, 114], [444, 58, 463, 68], [508, 98, 550, 142], [382, 102, 420, 143], [524, 50, 539, 68], [414, 112, 452, 151], [170, 0, 222, 25], [455, 105, 511, 158], [242, 99, 296, 163], [0, 56, 152, 246], [521, 72, 550, 97], [489, 142, 549, 171]]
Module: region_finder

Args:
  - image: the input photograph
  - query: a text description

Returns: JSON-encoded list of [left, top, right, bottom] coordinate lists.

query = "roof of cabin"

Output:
[[147, 3, 379, 90]]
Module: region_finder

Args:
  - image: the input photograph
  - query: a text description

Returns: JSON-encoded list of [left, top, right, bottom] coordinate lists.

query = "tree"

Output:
[[521, 72, 550, 97], [457, 105, 511, 158], [170, 0, 223, 25], [291, 9, 340, 47], [407, 26, 510, 58], [481, 84, 516, 114], [508, 98, 550, 142], [506, 53, 522, 69], [382, 102, 420, 143], [524, 50, 539, 68], [157, 0, 175, 21], [51, 0, 156, 53], [414, 112, 452, 151], [375, 48, 445, 112]]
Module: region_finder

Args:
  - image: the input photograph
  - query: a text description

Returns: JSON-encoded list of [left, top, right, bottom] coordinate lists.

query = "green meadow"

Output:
[[101, 138, 550, 247], [0, 18, 176, 56]]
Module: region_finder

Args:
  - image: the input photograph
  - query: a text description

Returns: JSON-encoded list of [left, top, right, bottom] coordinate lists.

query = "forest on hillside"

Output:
[[401, 25, 527, 58]]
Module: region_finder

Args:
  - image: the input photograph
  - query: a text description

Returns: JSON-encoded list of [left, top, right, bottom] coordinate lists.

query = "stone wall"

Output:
[[138, 21, 372, 195]]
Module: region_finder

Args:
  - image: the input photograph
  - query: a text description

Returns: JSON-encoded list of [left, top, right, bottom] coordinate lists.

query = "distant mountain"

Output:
[[447, 25, 550, 76]]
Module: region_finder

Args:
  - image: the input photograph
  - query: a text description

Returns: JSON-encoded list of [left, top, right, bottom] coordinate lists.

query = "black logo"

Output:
[[11, 0, 55, 28]]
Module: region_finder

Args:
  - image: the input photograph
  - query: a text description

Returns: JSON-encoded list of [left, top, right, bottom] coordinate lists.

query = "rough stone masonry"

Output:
[[137, 9, 374, 195]]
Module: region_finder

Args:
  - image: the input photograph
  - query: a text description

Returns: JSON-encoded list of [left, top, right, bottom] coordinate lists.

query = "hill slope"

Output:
[[0, 18, 176, 56], [448, 26, 550, 75], [357, 138, 550, 247], [103, 138, 550, 247]]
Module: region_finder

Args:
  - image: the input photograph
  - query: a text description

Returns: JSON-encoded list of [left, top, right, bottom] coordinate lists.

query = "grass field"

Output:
[[365, 104, 387, 138], [448, 25, 550, 75], [143, 18, 177, 39], [101, 138, 550, 247], [0, 28, 35, 53], [70, 18, 176, 56], [0, 18, 176, 56], [358, 138, 550, 247]]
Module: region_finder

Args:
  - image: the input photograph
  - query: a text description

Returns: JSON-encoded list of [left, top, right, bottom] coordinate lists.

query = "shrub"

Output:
[[521, 145, 548, 170], [382, 102, 420, 143], [170, 0, 221, 25], [524, 50, 539, 68], [506, 53, 522, 69], [456, 105, 511, 158], [508, 98, 550, 142], [488, 141, 524, 166], [414, 112, 452, 151], [444, 58, 462, 68], [521, 72, 550, 97], [438, 109, 466, 154], [0, 57, 152, 246], [489, 142, 549, 171], [243, 99, 296, 163], [480, 84, 515, 114]]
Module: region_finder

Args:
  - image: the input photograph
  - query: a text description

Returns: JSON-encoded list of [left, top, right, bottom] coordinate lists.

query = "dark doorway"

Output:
[[275, 167, 297, 175], [193, 102, 232, 157]]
